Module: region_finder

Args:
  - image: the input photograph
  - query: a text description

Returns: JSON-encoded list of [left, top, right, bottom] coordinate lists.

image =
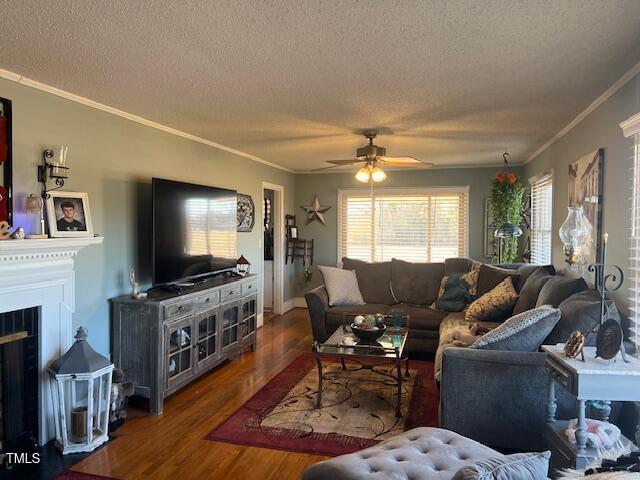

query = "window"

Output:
[[337, 187, 469, 263], [629, 130, 640, 355], [529, 172, 553, 265]]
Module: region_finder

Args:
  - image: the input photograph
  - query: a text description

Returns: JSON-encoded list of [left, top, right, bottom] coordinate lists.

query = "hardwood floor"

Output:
[[72, 308, 326, 480]]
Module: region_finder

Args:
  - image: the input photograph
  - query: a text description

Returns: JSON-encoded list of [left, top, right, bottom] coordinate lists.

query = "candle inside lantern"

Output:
[[71, 406, 88, 441]]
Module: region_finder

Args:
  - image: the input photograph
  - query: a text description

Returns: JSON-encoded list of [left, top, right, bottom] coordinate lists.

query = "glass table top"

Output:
[[316, 325, 408, 358]]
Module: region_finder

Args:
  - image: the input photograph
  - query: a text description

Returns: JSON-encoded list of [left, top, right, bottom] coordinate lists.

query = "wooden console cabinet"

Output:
[[110, 275, 258, 414]]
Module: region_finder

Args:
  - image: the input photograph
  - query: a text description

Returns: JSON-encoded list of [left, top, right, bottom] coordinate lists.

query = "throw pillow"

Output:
[[341, 257, 395, 305], [512, 268, 553, 315], [476, 264, 521, 297], [545, 290, 621, 346], [433, 273, 474, 312], [515, 264, 556, 291], [317, 265, 365, 307], [535, 275, 588, 308], [465, 277, 518, 322], [470, 305, 561, 351], [452, 451, 551, 480]]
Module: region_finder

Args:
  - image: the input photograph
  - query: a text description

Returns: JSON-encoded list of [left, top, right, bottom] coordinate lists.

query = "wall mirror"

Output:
[[0, 97, 12, 224]]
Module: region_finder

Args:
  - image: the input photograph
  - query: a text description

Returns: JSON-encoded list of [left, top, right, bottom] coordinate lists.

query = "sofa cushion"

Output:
[[470, 306, 561, 352], [391, 259, 444, 306], [452, 451, 551, 480], [512, 268, 553, 315], [515, 264, 555, 291], [476, 265, 521, 297], [302, 427, 502, 480], [396, 304, 447, 331], [318, 265, 365, 306], [465, 277, 518, 322], [445, 257, 474, 276], [342, 257, 396, 305], [535, 275, 588, 308], [326, 303, 392, 327], [545, 290, 620, 346]]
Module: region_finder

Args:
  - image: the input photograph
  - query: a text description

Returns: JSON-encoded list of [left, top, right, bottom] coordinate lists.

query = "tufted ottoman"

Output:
[[302, 427, 504, 480]]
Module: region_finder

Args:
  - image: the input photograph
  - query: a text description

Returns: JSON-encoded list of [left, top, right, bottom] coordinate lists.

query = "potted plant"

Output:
[[490, 171, 525, 263]]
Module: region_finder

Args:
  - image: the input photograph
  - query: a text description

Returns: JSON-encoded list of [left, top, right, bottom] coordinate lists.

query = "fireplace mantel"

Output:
[[0, 236, 103, 263], [0, 236, 103, 445]]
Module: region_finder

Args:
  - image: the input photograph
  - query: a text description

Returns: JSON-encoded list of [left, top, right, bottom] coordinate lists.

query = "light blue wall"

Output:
[[1, 77, 297, 357], [292, 166, 524, 296], [523, 73, 640, 311]]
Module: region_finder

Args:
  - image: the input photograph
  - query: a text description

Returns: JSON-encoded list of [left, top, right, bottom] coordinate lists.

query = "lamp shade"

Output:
[[371, 166, 387, 182], [355, 167, 370, 183], [494, 222, 523, 239], [25, 194, 44, 214]]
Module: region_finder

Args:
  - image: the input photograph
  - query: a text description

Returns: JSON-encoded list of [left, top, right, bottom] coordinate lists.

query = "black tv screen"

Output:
[[152, 178, 237, 285]]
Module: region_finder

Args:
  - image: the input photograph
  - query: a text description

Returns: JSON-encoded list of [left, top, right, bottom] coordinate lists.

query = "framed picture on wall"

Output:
[[237, 193, 255, 232], [46, 191, 94, 238]]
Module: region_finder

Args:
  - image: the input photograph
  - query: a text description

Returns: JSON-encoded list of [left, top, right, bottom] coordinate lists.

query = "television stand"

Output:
[[110, 273, 259, 414]]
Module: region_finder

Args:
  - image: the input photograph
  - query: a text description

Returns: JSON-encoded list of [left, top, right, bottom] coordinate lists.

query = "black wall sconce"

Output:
[[38, 146, 69, 198]]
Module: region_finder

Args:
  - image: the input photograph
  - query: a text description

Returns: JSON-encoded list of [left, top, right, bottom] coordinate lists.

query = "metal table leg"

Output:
[[312, 342, 323, 409], [395, 347, 402, 418]]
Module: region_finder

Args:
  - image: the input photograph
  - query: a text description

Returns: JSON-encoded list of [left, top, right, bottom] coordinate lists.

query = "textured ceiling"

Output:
[[1, 1, 640, 171]]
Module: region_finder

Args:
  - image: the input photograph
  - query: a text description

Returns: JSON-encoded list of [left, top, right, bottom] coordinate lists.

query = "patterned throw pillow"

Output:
[[469, 305, 561, 351], [318, 266, 365, 306], [465, 277, 518, 322]]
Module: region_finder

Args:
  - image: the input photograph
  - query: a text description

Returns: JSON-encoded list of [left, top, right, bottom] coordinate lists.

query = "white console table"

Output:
[[543, 344, 640, 470]]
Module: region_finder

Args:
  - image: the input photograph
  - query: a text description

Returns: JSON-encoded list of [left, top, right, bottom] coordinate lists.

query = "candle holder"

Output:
[[38, 147, 69, 198]]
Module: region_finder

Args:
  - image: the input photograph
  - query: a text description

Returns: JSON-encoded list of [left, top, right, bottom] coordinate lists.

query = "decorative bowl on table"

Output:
[[350, 323, 386, 343]]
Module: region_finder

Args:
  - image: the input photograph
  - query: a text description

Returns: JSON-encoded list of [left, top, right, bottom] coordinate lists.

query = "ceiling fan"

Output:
[[314, 129, 434, 183]]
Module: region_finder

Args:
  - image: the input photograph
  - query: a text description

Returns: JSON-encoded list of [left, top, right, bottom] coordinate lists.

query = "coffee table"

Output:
[[312, 324, 409, 418]]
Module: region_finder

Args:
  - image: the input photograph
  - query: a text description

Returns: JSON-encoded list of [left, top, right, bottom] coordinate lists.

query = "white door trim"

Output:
[[262, 182, 285, 319]]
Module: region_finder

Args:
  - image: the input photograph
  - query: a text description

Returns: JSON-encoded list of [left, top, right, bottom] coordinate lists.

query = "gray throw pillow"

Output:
[[545, 290, 620, 346], [452, 451, 551, 480], [515, 264, 555, 291], [535, 275, 587, 308], [470, 306, 560, 351], [318, 266, 365, 307], [512, 268, 552, 315]]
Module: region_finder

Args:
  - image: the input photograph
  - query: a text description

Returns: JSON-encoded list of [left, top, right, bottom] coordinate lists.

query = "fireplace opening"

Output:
[[0, 307, 39, 453]]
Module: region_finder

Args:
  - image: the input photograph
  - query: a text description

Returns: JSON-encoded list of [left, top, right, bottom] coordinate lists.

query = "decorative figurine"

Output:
[[0, 221, 11, 240], [9, 226, 25, 240], [129, 269, 146, 299], [564, 331, 586, 360]]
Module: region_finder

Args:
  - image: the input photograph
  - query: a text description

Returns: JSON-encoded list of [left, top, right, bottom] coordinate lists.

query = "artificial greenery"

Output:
[[490, 172, 525, 263]]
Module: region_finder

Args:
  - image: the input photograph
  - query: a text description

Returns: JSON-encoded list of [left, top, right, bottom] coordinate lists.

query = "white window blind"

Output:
[[630, 134, 640, 354], [529, 172, 553, 265], [338, 187, 469, 263]]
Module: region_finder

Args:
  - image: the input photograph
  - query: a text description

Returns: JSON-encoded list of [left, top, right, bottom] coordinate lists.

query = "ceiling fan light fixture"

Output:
[[371, 165, 387, 182], [355, 167, 370, 183]]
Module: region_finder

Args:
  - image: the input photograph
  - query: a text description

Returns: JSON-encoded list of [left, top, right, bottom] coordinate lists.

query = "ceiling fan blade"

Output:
[[378, 156, 421, 164], [326, 159, 363, 166], [310, 165, 343, 172]]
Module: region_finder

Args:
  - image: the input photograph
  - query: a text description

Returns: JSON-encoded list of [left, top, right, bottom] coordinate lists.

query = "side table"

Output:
[[542, 344, 640, 470]]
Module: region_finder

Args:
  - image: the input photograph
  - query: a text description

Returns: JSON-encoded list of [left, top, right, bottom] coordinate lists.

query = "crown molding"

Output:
[[621, 112, 640, 138], [0, 68, 294, 173], [526, 60, 640, 164]]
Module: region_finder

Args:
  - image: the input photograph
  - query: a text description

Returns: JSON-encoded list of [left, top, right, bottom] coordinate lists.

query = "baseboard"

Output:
[[257, 313, 264, 328], [283, 297, 307, 313]]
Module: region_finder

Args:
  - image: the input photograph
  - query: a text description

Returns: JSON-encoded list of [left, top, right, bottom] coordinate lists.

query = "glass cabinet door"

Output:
[[242, 297, 256, 338], [166, 319, 193, 387], [222, 303, 239, 350], [196, 310, 219, 370]]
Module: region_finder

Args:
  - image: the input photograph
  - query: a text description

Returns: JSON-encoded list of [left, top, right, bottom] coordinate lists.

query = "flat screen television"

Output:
[[152, 178, 237, 285]]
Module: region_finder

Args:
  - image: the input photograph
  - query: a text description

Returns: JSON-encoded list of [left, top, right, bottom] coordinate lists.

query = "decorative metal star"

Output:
[[301, 195, 331, 225]]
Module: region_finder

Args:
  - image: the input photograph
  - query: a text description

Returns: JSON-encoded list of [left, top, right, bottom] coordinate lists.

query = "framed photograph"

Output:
[[46, 191, 94, 238], [289, 226, 298, 239], [568, 149, 604, 265]]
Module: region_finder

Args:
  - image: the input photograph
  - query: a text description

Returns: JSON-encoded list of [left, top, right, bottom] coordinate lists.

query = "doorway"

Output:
[[261, 183, 284, 325]]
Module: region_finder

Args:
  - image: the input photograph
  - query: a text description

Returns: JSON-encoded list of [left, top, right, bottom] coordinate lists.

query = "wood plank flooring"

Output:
[[71, 308, 326, 480]]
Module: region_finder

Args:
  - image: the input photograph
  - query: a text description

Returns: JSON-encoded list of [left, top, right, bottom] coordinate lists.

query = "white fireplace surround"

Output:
[[0, 237, 103, 445]]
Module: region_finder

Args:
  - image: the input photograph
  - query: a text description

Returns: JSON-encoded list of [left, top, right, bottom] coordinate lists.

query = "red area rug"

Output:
[[205, 353, 438, 456]]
